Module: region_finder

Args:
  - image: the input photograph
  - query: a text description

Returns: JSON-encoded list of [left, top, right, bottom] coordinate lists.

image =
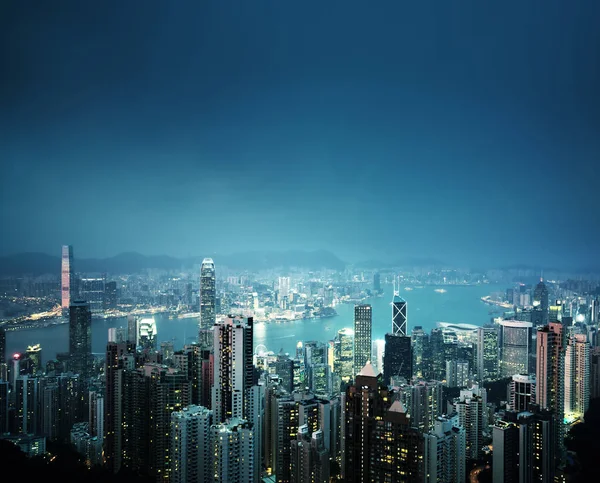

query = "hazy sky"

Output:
[[1, 1, 599, 268]]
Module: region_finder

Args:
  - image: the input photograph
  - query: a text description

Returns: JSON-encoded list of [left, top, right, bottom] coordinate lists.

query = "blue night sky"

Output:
[[1, 1, 599, 268]]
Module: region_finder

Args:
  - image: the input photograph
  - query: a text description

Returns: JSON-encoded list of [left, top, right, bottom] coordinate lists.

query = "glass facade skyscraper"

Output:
[[199, 258, 216, 335], [61, 245, 73, 315], [353, 304, 372, 375], [69, 301, 92, 378], [499, 320, 533, 377]]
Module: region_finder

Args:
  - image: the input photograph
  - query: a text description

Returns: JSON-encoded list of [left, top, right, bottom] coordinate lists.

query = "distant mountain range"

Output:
[[0, 249, 347, 276]]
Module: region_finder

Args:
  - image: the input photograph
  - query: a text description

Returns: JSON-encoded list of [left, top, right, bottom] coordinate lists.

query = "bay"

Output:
[[5, 283, 505, 364]]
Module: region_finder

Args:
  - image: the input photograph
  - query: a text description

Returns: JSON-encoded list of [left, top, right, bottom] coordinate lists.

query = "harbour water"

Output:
[[5, 283, 506, 364]]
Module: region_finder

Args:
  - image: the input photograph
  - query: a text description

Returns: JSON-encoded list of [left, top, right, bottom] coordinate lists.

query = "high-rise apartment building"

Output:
[[290, 426, 330, 483], [61, 245, 74, 315], [424, 417, 466, 483], [492, 419, 519, 483], [333, 328, 354, 384], [383, 333, 412, 385], [454, 387, 486, 460], [69, 301, 92, 378], [397, 380, 443, 433], [536, 322, 564, 411], [563, 334, 590, 420], [353, 304, 372, 375], [212, 315, 253, 424], [446, 360, 470, 388], [476, 325, 499, 381], [211, 418, 255, 483], [498, 320, 533, 377], [170, 405, 213, 483], [199, 258, 216, 335]]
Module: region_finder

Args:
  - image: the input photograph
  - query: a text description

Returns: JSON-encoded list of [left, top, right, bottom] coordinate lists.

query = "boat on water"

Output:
[[404, 287, 413, 291], [434, 288, 447, 293]]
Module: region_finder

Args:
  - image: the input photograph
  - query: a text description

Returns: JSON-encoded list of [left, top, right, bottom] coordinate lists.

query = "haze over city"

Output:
[[2, 1, 600, 268]]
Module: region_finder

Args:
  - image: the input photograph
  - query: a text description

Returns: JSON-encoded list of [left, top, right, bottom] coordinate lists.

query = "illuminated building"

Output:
[[170, 405, 213, 483], [397, 380, 443, 433], [564, 334, 590, 420], [0, 327, 5, 366], [290, 426, 330, 483], [343, 363, 423, 482], [536, 322, 564, 411], [372, 338, 385, 375], [517, 408, 555, 483], [61, 244, 74, 315], [429, 328, 445, 380], [509, 374, 535, 412], [69, 301, 92, 378], [492, 419, 519, 483], [137, 317, 157, 352], [333, 328, 354, 384], [211, 418, 254, 483], [383, 333, 412, 385], [424, 417, 466, 483], [212, 315, 253, 424], [104, 281, 117, 310], [476, 325, 499, 381], [199, 258, 216, 337], [533, 279, 549, 325], [453, 387, 486, 460], [591, 347, 600, 399], [445, 360, 469, 388], [498, 320, 533, 377], [392, 293, 407, 336], [411, 326, 429, 379], [353, 304, 372, 375], [79, 277, 105, 314], [25, 344, 42, 375], [15, 375, 40, 434]]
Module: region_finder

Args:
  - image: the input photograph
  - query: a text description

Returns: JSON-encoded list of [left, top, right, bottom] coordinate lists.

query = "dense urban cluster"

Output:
[[0, 245, 599, 483]]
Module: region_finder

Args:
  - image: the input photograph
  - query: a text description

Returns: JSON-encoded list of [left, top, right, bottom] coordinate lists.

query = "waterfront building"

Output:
[[69, 301, 92, 378], [61, 245, 74, 315], [353, 304, 372, 375], [25, 344, 42, 375], [476, 325, 499, 381], [212, 315, 253, 424], [498, 320, 533, 377], [383, 333, 412, 385], [199, 258, 216, 337], [137, 317, 157, 352], [104, 281, 117, 309], [170, 405, 213, 483]]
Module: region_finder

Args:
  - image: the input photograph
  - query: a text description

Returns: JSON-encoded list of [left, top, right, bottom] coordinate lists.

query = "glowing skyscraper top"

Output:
[[61, 245, 74, 315], [199, 258, 216, 333], [392, 276, 407, 336]]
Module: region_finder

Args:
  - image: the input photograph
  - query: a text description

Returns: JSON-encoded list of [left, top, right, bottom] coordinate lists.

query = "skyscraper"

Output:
[[533, 279, 549, 326], [392, 293, 407, 336], [492, 419, 519, 483], [536, 322, 564, 411], [353, 304, 372, 375], [212, 315, 253, 424], [211, 418, 254, 483], [25, 344, 42, 375], [476, 325, 499, 381], [199, 258, 216, 337], [170, 405, 213, 483], [79, 277, 105, 314], [69, 301, 92, 378], [383, 333, 412, 385], [498, 320, 533, 377], [61, 245, 74, 315], [333, 328, 354, 384], [509, 374, 536, 412], [137, 317, 157, 352], [290, 426, 330, 483], [424, 417, 466, 483], [563, 334, 590, 421], [0, 327, 6, 366], [373, 272, 381, 293]]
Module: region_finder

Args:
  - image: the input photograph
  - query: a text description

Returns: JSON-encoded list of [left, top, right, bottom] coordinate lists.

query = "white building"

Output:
[[564, 334, 590, 421], [424, 417, 466, 483], [211, 418, 255, 482]]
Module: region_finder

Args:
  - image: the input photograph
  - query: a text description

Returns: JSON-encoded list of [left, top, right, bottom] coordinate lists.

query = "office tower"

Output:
[[398, 380, 443, 433], [383, 333, 412, 385], [454, 388, 485, 460], [498, 320, 533, 377], [310, 364, 330, 396], [127, 314, 138, 347], [476, 325, 499, 381], [199, 258, 216, 334], [137, 317, 157, 352], [424, 417, 466, 483], [509, 374, 536, 412], [333, 328, 354, 384], [278, 276, 291, 299], [274, 394, 300, 482], [564, 334, 590, 420], [372, 339, 385, 375], [549, 300, 563, 323], [79, 277, 105, 314], [212, 315, 253, 424], [61, 245, 74, 315], [429, 328, 445, 380], [533, 279, 549, 326], [536, 322, 564, 411], [89, 390, 104, 439], [170, 405, 213, 483], [104, 281, 117, 310], [518, 408, 555, 483], [392, 293, 407, 336], [446, 360, 469, 388], [25, 344, 42, 375], [0, 327, 5, 366], [15, 375, 40, 434], [343, 364, 423, 482], [69, 301, 92, 378], [290, 426, 330, 483], [411, 326, 429, 379], [492, 419, 520, 483], [353, 304, 372, 374], [373, 272, 381, 292], [274, 353, 295, 393], [211, 418, 254, 483]]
